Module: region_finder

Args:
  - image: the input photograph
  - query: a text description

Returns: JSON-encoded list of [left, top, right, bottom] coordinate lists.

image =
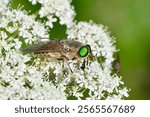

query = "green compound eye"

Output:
[[86, 44, 91, 53], [79, 45, 91, 58]]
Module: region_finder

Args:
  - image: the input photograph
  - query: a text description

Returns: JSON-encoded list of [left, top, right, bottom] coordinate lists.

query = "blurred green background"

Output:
[[11, 0, 150, 99]]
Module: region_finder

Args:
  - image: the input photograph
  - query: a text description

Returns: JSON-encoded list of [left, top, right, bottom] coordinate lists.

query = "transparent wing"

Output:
[[22, 40, 64, 52]]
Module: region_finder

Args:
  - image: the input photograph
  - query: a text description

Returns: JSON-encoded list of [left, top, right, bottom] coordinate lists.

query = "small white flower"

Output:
[[29, 0, 75, 27], [14, 39, 22, 49], [106, 95, 122, 100], [29, 0, 38, 5], [118, 87, 129, 97], [46, 16, 57, 28]]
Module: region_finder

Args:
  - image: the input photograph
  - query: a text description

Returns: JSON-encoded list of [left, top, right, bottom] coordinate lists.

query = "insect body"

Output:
[[22, 40, 91, 69]]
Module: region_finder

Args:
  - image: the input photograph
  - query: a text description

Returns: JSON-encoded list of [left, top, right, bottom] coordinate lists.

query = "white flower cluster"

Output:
[[29, 0, 75, 28], [0, 0, 129, 100], [0, 1, 66, 99]]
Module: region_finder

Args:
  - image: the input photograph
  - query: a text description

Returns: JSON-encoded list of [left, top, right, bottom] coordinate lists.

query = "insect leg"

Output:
[[85, 57, 88, 65], [62, 58, 65, 69], [80, 59, 86, 70], [77, 59, 80, 67]]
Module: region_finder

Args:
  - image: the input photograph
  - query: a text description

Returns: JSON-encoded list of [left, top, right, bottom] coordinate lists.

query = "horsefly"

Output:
[[22, 39, 92, 70]]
